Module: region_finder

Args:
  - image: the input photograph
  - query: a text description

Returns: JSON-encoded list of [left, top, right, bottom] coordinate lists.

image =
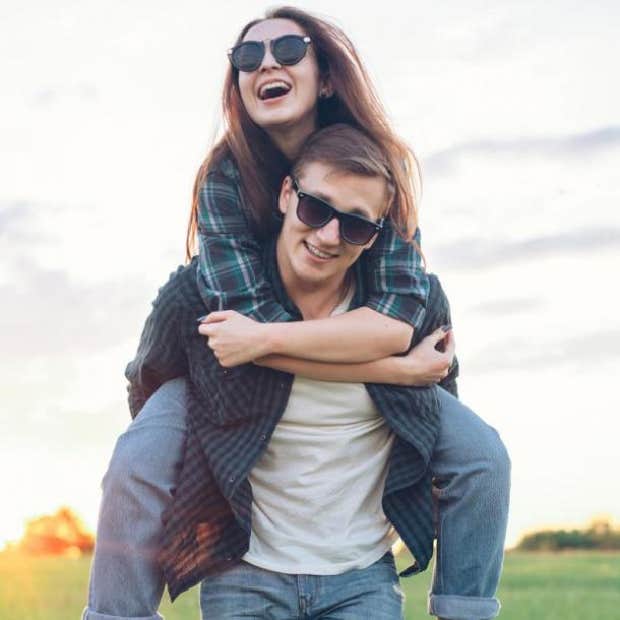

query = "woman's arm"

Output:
[[363, 222, 429, 330], [196, 165, 414, 365], [254, 328, 454, 386], [198, 307, 412, 367]]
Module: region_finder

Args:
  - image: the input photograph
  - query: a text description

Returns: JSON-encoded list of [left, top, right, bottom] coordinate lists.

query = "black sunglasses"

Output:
[[228, 34, 312, 72], [292, 179, 384, 245]]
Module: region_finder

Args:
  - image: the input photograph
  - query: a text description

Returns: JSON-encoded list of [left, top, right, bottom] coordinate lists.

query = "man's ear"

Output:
[[362, 232, 379, 252], [278, 176, 293, 216]]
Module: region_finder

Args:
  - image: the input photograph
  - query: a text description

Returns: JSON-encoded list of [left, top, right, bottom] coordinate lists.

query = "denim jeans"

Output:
[[199, 552, 403, 619], [82, 380, 510, 620]]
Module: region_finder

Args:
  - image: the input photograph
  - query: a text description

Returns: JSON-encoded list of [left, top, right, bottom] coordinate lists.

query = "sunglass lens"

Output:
[[341, 216, 376, 244], [231, 41, 264, 71], [297, 195, 332, 228], [273, 35, 307, 65]]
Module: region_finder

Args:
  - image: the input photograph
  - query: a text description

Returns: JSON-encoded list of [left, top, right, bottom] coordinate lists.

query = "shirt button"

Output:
[[229, 476, 235, 482], [259, 434, 267, 441], [225, 554, 232, 561], [223, 369, 229, 375]]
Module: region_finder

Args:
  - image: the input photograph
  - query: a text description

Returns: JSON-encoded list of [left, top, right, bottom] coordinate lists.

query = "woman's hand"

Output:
[[198, 310, 270, 367], [395, 327, 456, 386]]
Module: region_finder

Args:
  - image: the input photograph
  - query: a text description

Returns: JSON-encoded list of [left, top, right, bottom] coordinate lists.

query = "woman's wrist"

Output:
[[391, 353, 423, 386], [260, 322, 283, 358]]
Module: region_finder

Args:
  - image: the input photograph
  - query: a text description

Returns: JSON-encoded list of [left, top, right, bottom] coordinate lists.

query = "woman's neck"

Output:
[[267, 117, 317, 160]]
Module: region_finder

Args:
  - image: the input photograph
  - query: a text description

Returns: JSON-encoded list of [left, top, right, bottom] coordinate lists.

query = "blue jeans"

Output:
[[199, 553, 403, 619], [82, 380, 510, 620]]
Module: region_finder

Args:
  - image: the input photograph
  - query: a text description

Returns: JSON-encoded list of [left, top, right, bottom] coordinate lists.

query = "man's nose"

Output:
[[316, 217, 341, 245]]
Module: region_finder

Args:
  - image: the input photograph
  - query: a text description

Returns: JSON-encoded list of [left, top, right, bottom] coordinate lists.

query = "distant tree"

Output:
[[516, 517, 620, 551], [19, 507, 94, 556]]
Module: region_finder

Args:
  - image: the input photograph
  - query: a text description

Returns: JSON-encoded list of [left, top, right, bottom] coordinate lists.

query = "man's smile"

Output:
[[304, 240, 338, 260]]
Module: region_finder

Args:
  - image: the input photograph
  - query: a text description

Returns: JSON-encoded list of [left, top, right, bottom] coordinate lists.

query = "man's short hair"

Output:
[[292, 124, 395, 216]]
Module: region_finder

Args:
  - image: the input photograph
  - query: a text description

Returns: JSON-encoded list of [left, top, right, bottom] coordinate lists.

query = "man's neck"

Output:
[[275, 240, 351, 320]]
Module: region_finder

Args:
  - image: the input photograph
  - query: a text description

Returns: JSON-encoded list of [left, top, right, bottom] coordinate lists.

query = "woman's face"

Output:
[[237, 19, 323, 146]]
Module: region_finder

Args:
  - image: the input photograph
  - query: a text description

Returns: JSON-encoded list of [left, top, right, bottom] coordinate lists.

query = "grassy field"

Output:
[[1, 550, 618, 619]]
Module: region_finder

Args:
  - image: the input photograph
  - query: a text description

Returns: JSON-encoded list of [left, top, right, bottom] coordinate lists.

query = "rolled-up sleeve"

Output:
[[364, 222, 429, 329], [196, 167, 294, 323]]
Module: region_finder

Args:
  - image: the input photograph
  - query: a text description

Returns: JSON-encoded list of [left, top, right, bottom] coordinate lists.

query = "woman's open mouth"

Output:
[[258, 80, 292, 102]]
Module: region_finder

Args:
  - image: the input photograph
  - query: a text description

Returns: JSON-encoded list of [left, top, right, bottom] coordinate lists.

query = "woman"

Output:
[[83, 7, 509, 620]]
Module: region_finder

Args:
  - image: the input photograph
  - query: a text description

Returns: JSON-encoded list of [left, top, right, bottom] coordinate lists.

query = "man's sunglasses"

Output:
[[292, 179, 384, 245], [228, 34, 312, 73]]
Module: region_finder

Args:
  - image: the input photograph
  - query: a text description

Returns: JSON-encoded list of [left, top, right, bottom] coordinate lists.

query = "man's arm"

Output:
[[125, 269, 189, 418]]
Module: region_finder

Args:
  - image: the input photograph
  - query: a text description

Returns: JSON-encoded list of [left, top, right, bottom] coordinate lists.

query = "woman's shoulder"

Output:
[[206, 154, 241, 185]]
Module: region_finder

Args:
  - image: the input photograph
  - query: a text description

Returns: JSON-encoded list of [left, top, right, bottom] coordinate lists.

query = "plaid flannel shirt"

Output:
[[196, 158, 428, 327], [126, 239, 458, 601]]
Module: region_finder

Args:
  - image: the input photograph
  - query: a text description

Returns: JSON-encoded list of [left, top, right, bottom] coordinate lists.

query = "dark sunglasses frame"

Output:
[[292, 178, 384, 245], [228, 35, 312, 72]]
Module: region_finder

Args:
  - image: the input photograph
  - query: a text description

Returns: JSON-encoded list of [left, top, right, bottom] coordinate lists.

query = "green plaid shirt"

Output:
[[197, 159, 429, 327]]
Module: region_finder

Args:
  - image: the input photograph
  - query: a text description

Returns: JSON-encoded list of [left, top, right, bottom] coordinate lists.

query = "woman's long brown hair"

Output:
[[186, 6, 422, 260]]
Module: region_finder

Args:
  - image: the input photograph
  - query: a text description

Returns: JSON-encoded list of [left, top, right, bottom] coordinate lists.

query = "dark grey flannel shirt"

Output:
[[126, 241, 458, 601]]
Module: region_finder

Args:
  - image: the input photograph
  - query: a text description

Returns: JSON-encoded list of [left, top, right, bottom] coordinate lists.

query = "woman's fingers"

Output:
[[443, 330, 456, 358], [201, 310, 235, 324], [198, 323, 217, 337]]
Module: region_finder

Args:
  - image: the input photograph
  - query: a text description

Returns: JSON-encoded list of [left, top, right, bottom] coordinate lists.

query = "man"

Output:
[[84, 125, 509, 620]]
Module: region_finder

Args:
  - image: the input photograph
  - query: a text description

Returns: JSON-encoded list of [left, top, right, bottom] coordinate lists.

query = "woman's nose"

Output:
[[259, 41, 281, 71]]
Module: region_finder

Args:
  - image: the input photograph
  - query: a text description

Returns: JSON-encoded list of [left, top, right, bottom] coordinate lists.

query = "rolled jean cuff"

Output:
[[428, 593, 500, 620], [81, 607, 163, 620]]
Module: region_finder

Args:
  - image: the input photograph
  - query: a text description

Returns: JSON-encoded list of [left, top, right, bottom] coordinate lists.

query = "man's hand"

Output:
[[198, 310, 269, 367], [396, 327, 455, 386]]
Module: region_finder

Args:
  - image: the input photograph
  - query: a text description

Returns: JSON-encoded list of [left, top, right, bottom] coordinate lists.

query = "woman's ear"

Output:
[[319, 76, 334, 99], [278, 176, 293, 215]]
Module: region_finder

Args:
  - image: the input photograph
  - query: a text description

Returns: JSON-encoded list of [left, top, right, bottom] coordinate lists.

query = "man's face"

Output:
[[276, 161, 388, 291]]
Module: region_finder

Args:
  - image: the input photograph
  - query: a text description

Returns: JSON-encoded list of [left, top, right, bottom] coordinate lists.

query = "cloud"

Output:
[[0, 258, 152, 357], [30, 82, 99, 107], [433, 227, 620, 270], [0, 201, 48, 244], [424, 126, 620, 176], [467, 328, 620, 374], [468, 297, 545, 318]]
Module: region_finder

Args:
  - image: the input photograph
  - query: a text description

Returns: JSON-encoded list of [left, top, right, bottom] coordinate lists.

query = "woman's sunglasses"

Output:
[[292, 179, 384, 245], [228, 35, 312, 73]]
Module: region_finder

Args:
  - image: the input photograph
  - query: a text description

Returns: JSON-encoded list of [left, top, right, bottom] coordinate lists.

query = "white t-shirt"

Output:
[[243, 286, 397, 574]]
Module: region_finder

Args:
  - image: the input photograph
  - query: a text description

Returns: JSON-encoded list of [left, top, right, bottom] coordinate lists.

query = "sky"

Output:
[[1, 0, 619, 551]]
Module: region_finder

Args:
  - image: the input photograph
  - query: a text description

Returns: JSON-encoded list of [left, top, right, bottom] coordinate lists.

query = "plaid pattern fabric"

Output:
[[126, 244, 458, 601], [196, 158, 429, 327]]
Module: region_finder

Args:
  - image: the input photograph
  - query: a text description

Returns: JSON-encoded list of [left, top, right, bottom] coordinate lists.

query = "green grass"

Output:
[[1, 550, 619, 619]]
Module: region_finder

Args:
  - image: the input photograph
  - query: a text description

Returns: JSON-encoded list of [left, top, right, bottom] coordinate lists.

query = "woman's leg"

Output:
[[427, 387, 511, 620], [82, 378, 189, 620]]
